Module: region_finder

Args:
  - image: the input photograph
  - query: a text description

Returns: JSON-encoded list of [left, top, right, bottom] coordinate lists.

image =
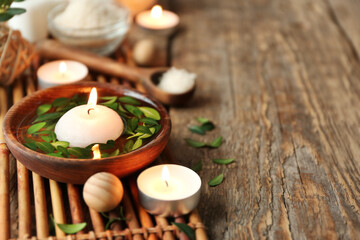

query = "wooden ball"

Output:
[[83, 172, 124, 212], [133, 39, 157, 66]]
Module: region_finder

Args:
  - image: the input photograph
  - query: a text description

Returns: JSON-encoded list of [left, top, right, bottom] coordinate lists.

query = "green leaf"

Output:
[[213, 158, 235, 165], [188, 125, 205, 135], [201, 122, 215, 131], [139, 127, 156, 139], [127, 118, 139, 133], [140, 117, 158, 125], [52, 97, 71, 107], [184, 138, 206, 148], [124, 104, 143, 118], [27, 122, 46, 134], [6, 8, 26, 15], [99, 96, 117, 105], [172, 222, 195, 240], [57, 146, 69, 158], [45, 122, 56, 131], [68, 147, 90, 158], [132, 138, 142, 150], [41, 135, 52, 143], [99, 140, 115, 150], [49, 131, 57, 142], [56, 222, 87, 234], [191, 161, 202, 172], [118, 96, 140, 105], [208, 172, 224, 187], [126, 132, 143, 140], [0, 13, 13, 22], [51, 141, 70, 149], [122, 139, 134, 153], [138, 107, 160, 120], [196, 117, 209, 124], [24, 142, 37, 151], [36, 104, 52, 116], [135, 125, 152, 135], [153, 124, 162, 134], [109, 149, 120, 157], [35, 142, 55, 153], [47, 152, 63, 157], [208, 136, 223, 148], [33, 112, 63, 123]]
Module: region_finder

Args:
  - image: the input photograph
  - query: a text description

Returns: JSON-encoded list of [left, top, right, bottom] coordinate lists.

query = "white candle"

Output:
[[8, 0, 66, 42], [54, 88, 124, 148], [137, 164, 201, 216], [37, 60, 88, 89], [135, 5, 179, 30]]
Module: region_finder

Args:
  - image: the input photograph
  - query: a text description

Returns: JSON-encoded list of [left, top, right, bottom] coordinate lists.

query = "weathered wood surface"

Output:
[[169, 0, 360, 239]]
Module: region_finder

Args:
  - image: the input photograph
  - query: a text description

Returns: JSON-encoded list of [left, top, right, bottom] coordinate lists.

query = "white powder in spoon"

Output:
[[54, 0, 126, 29], [158, 67, 196, 94]]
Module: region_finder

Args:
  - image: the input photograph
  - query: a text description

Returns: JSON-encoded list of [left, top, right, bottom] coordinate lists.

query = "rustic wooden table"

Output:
[[167, 0, 360, 239], [1, 0, 360, 239]]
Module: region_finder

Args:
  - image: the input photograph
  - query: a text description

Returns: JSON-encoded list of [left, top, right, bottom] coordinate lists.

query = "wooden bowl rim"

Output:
[[3, 82, 171, 165]]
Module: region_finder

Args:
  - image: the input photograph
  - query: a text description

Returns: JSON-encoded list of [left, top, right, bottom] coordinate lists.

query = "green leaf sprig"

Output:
[[24, 94, 162, 158], [185, 117, 235, 187], [0, 0, 26, 22], [172, 222, 196, 240], [50, 215, 86, 234]]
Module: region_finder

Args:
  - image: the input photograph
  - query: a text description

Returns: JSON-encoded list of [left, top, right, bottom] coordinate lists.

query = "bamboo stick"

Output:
[[89, 208, 105, 234], [122, 188, 144, 240], [49, 180, 66, 237], [129, 178, 158, 240], [155, 216, 174, 240], [110, 77, 119, 85], [0, 86, 10, 240], [97, 75, 107, 83], [13, 78, 31, 238], [189, 210, 208, 240], [26, 68, 49, 238], [129, 179, 158, 240], [32, 173, 48, 238], [0, 143, 10, 240], [67, 184, 85, 234]]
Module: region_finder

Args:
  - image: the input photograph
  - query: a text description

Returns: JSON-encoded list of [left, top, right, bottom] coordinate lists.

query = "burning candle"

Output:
[[54, 88, 124, 148], [137, 164, 201, 217], [135, 5, 179, 31], [37, 60, 88, 89]]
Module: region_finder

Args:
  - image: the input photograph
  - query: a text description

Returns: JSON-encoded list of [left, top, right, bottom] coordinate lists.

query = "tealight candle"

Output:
[[54, 88, 124, 148], [135, 5, 179, 31], [37, 60, 88, 89], [137, 164, 201, 217]]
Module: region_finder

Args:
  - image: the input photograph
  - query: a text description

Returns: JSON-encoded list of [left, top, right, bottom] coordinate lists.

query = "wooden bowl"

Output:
[[3, 82, 171, 184]]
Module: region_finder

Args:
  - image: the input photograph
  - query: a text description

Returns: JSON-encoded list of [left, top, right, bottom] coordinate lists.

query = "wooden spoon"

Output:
[[36, 39, 195, 106]]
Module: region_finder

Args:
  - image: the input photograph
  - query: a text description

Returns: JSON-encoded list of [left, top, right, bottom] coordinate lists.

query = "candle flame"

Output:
[[59, 61, 67, 74], [87, 87, 97, 108], [92, 144, 101, 159], [162, 165, 170, 187], [151, 5, 162, 19]]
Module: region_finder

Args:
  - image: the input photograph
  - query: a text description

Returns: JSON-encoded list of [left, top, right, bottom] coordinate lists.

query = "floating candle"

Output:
[[135, 5, 179, 31], [37, 60, 88, 89], [137, 164, 201, 217], [54, 88, 124, 148]]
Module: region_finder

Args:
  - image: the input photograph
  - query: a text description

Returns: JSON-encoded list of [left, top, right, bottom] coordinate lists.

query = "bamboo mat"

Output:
[[0, 47, 208, 240]]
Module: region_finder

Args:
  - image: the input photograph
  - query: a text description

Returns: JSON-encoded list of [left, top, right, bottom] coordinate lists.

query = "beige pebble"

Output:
[[133, 39, 157, 66], [83, 172, 124, 212]]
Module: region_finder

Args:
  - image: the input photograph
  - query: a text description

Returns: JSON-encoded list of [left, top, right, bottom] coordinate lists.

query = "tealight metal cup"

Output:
[[137, 164, 201, 217]]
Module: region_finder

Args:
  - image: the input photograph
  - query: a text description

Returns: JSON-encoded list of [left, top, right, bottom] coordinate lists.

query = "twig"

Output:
[[49, 180, 66, 237], [89, 208, 105, 234], [67, 184, 86, 234], [155, 216, 175, 240]]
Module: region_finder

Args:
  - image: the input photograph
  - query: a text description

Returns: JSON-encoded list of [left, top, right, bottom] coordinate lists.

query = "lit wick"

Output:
[[162, 165, 170, 188], [92, 144, 101, 159], [59, 61, 67, 78], [87, 87, 97, 115]]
